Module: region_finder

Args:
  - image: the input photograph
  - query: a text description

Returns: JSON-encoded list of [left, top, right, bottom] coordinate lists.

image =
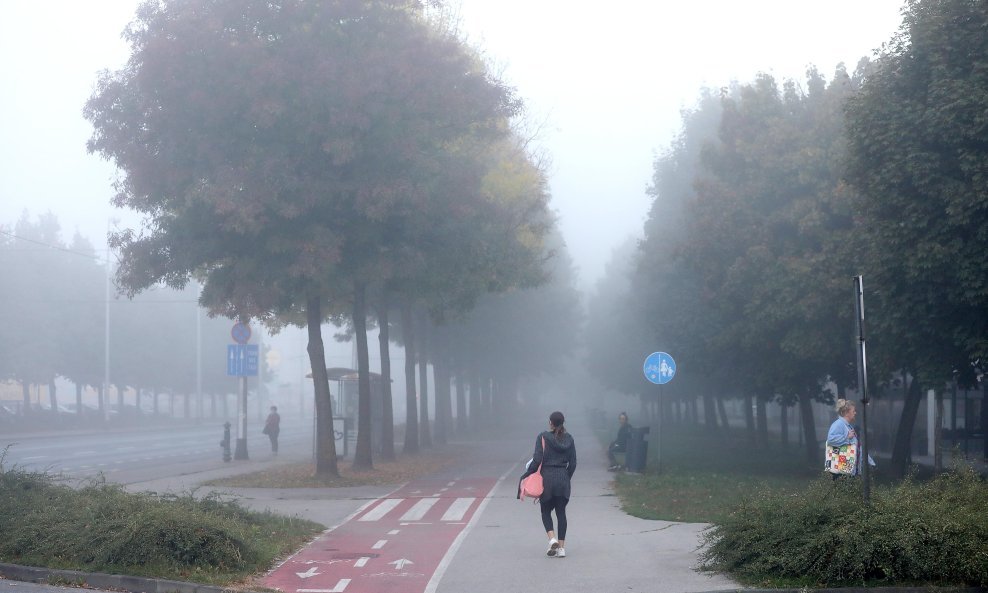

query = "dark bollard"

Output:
[[220, 422, 232, 462]]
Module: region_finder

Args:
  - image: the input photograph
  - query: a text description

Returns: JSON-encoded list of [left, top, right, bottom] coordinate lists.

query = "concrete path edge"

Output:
[[0, 562, 242, 593]]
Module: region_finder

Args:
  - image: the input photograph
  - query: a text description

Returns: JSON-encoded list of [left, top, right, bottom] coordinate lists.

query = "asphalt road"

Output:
[[0, 418, 313, 484]]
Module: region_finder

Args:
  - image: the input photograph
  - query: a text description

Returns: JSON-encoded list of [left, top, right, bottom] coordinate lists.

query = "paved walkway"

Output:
[[1, 416, 738, 593]]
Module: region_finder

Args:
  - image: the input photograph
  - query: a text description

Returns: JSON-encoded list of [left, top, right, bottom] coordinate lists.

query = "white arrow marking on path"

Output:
[[389, 559, 414, 570], [297, 580, 350, 593], [296, 567, 320, 579]]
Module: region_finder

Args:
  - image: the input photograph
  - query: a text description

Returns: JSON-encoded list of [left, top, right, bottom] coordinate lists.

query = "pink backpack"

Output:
[[519, 436, 546, 501]]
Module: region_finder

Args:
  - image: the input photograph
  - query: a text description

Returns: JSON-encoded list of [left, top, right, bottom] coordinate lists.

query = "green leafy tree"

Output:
[[86, 0, 519, 474], [844, 0, 988, 477]]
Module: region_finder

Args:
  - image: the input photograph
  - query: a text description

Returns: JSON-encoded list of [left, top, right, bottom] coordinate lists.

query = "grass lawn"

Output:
[[205, 449, 459, 488], [603, 424, 820, 523]]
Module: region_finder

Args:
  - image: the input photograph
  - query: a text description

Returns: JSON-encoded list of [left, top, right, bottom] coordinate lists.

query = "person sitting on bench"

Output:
[[607, 412, 631, 470]]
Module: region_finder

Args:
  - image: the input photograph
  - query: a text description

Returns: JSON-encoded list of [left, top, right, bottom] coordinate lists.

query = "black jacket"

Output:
[[518, 430, 577, 500], [612, 423, 631, 450]]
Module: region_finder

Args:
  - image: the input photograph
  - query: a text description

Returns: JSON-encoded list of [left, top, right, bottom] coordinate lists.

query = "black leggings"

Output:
[[540, 496, 569, 540]]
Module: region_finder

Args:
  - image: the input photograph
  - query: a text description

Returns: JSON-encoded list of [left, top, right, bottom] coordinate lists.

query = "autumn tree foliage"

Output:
[[85, 0, 533, 475]]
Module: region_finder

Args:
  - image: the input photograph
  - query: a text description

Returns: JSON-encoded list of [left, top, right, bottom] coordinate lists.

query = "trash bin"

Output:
[[625, 426, 650, 473]]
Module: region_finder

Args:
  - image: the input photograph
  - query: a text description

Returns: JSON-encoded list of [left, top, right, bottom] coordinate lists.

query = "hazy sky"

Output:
[[0, 0, 905, 290]]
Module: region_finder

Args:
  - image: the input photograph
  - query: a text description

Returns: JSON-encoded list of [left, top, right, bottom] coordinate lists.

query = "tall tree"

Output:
[[844, 0, 988, 476], [86, 0, 519, 475]]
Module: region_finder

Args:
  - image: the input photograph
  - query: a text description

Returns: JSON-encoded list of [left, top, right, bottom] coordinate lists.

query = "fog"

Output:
[[1, 1, 909, 471], [0, 1, 904, 289]]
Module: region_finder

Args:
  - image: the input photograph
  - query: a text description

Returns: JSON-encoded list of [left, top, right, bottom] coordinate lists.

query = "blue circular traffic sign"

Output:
[[644, 352, 676, 385], [231, 322, 251, 345]]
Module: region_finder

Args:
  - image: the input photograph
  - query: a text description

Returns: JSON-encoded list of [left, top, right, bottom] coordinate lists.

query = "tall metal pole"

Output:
[[853, 275, 871, 503], [234, 319, 250, 460]]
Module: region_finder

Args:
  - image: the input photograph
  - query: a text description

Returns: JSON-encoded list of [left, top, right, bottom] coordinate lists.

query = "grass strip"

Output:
[[205, 450, 458, 488]]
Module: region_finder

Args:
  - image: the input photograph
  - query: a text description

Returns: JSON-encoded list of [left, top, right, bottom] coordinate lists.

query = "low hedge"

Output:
[[700, 466, 988, 588]]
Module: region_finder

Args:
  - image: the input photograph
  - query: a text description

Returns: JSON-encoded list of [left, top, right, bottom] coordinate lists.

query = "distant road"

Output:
[[0, 419, 313, 484]]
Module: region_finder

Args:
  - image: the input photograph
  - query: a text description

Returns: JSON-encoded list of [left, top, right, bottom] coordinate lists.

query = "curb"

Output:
[[0, 562, 246, 593], [702, 586, 988, 593]]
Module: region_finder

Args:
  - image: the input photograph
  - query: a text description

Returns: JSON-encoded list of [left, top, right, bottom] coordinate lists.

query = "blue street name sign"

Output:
[[227, 344, 259, 377], [643, 351, 676, 385]]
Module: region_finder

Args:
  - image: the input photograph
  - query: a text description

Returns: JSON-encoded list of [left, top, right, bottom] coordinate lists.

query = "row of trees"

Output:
[[587, 0, 988, 476], [85, 0, 579, 475], [0, 213, 255, 417]]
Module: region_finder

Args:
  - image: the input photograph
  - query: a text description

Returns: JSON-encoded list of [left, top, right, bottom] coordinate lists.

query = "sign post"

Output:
[[853, 276, 871, 503], [643, 351, 676, 474], [228, 322, 257, 460]]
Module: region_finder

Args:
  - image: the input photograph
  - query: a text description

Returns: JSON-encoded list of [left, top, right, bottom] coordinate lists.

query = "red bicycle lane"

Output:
[[263, 476, 499, 593]]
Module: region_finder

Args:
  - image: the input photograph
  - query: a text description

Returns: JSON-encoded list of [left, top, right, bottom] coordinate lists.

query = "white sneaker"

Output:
[[546, 538, 559, 557], [556, 548, 566, 558]]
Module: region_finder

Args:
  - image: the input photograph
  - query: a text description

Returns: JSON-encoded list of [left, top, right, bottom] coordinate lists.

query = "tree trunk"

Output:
[[455, 373, 467, 434], [432, 332, 450, 445], [934, 388, 943, 475], [716, 397, 729, 430], [479, 377, 490, 426], [153, 389, 159, 415], [891, 373, 923, 479], [375, 298, 396, 462], [798, 389, 818, 465], [780, 402, 789, 446], [210, 392, 216, 419], [702, 393, 718, 430], [434, 358, 450, 446], [22, 381, 30, 413], [756, 395, 768, 445], [307, 294, 340, 477], [744, 394, 755, 442], [352, 284, 373, 470], [469, 370, 481, 429], [401, 301, 419, 454], [417, 317, 432, 448], [75, 383, 83, 416], [49, 379, 58, 412]]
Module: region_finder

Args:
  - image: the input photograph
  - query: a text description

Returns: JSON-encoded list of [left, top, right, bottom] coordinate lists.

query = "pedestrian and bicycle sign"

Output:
[[643, 351, 676, 385], [227, 344, 259, 376]]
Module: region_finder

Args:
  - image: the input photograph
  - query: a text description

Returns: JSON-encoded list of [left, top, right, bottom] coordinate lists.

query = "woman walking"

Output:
[[518, 410, 577, 558]]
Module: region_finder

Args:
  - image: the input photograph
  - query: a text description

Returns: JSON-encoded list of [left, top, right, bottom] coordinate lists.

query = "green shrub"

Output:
[[700, 466, 988, 587], [0, 466, 322, 582]]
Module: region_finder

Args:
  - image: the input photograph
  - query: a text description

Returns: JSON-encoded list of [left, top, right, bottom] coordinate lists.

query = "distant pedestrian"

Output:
[[826, 399, 859, 478], [263, 406, 280, 455], [518, 410, 577, 558], [607, 412, 631, 470]]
